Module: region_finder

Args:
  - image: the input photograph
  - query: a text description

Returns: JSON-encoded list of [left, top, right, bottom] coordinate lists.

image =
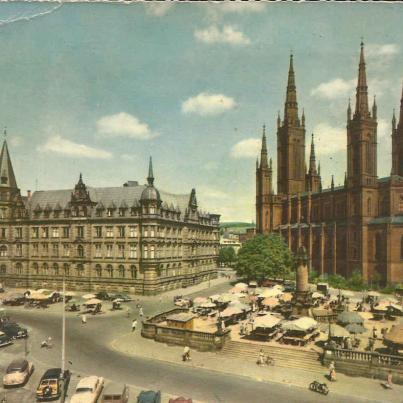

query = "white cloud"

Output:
[[194, 25, 251, 46], [311, 78, 355, 100], [230, 138, 261, 159], [366, 43, 399, 58], [377, 118, 390, 139], [198, 186, 229, 201], [39, 135, 112, 159], [312, 123, 346, 155], [144, 2, 174, 17], [121, 154, 135, 162], [182, 92, 236, 116], [218, 2, 266, 14], [97, 112, 155, 140]]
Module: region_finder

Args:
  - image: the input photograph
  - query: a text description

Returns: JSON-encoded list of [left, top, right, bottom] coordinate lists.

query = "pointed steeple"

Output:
[[301, 108, 305, 127], [256, 158, 259, 170], [147, 156, 154, 186], [347, 98, 352, 121], [354, 41, 369, 118], [372, 95, 377, 120], [331, 175, 335, 191], [344, 172, 347, 188], [392, 109, 397, 131], [0, 139, 18, 188], [309, 133, 317, 174], [260, 125, 269, 169], [277, 111, 281, 128], [284, 53, 299, 125], [318, 162, 321, 176], [399, 83, 403, 127]]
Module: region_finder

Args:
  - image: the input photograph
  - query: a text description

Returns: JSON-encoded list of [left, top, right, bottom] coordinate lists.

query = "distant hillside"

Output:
[[220, 222, 255, 234]]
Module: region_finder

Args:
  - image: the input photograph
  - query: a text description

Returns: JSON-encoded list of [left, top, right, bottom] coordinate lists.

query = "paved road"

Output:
[[1, 282, 379, 403]]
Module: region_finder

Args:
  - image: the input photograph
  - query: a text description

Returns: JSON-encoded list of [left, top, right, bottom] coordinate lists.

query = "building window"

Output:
[[77, 226, 84, 238], [130, 265, 137, 278], [32, 263, 38, 275], [53, 263, 59, 276], [118, 265, 125, 278], [375, 233, 382, 261], [32, 244, 39, 257], [77, 245, 84, 257], [16, 244, 22, 257], [118, 208, 125, 217], [118, 226, 125, 237], [63, 263, 70, 276], [32, 227, 39, 239], [1, 245, 9, 257], [15, 227, 22, 239], [106, 244, 113, 258], [95, 264, 102, 277], [367, 198, 372, 215], [52, 228, 59, 238], [42, 243, 48, 254], [106, 227, 113, 238], [95, 226, 102, 238], [107, 264, 113, 277], [150, 245, 155, 259], [150, 226, 155, 237], [63, 227, 70, 238], [63, 244, 70, 257], [95, 244, 102, 258], [129, 226, 137, 238], [42, 227, 49, 238], [0, 228, 6, 238], [143, 245, 148, 258], [76, 264, 84, 277], [52, 243, 59, 257], [43, 263, 48, 275], [107, 208, 113, 217], [129, 244, 137, 259], [118, 244, 125, 258]]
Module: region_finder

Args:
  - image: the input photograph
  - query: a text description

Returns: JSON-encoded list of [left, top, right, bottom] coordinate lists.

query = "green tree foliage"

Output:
[[236, 234, 294, 283], [218, 247, 237, 266]]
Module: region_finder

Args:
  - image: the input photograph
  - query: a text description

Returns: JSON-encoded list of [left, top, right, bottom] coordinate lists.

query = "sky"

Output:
[[0, 2, 402, 222]]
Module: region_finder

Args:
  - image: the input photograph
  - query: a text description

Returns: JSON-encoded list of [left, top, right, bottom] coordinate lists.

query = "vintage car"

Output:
[[0, 332, 13, 348], [95, 291, 111, 301], [3, 358, 34, 387], [101, 383, 129, 403], [70, 375, 104, 403], [36, 368, 71, 401], [2, 294, 26, 306], [174, 299, 190, 307], [0, 322, 28, 339], [137, 390, 161, 403]]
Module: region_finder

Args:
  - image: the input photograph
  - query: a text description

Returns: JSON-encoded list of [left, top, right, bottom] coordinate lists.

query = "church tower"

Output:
[[305, 133, 322, 192], [277, 54, 306, 195], [347, 42, 378, 188], [256, 126, 272, 234], [392, 85, 403, 176]]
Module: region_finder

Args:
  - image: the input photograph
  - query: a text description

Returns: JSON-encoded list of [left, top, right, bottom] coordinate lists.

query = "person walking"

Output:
[[132, 319, 137, 332], [81, 314, 87, 324], [182, 346, 190, 361], [329, 361, 336, 382], [139, 307, 143, 318], [386, 370, 393, 388]]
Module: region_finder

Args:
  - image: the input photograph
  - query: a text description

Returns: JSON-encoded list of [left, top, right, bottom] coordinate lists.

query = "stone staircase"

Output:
[[219, 340, 325, 374]]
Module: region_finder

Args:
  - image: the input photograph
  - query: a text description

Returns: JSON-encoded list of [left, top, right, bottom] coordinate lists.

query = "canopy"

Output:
[[82, 294, 96, 300], [373, 302, 389, 312], [345, 323, 367, 334], [328, 324, 350, 338], [36, 289, 50, 294], [312, 292, 325, 299], [200, 302, 216, 308], [282, 317, 318, 332], [390, 304, 403, 312], [84, 298, 102, 305], [28, 293, 48, 300], [337, 311, 364, 325], [261, 297, 279, 307], [254, 314, 281, 329], [113, 298, 123, 303], [384, 324, 403, 347], [280, 292, 293, 302], [63, 291, 76, 297], [258, 288, 283, 298], [220, 306, 243, 317], [229, 301, 251, 312]]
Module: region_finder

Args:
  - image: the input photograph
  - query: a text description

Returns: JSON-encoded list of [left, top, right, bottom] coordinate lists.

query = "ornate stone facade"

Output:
[[256, 43, 403, 284], [0, 153, 220, 295]]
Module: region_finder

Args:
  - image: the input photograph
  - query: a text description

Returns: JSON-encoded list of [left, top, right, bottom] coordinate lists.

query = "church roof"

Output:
[[0, 140, 18, 189]]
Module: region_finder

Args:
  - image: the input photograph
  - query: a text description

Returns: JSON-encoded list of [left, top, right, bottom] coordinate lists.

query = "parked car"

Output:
[[169, 398, 193, 403], [36, 368, 70, 401], [101, 383, 129, 403], [95, 291, 111, 301], [2, 294, 25, 306], [70, 375, 104, 403], [137, 390, 161, 403], [3, 358, 34, 387], [174, 299, 190, 307], [0, 332, 13, 348], [0, 322, 28, 339], [112, 294, 133, 302]]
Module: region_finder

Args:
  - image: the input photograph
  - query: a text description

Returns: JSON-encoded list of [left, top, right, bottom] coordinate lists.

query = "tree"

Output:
[[236, 234, 294, 283], [218, 247, 237, 267]]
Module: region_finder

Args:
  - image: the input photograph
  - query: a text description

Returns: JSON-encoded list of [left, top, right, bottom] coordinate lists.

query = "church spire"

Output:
[[399, 83, 403, 127], [354, 41, 369, 118], [309, 133, 317, 174], [347, 98, 351, 121], [331, 175, 335, 191], [260, 125, 269, 169], [0, 139, 18, 189], [284, 53, 299, 125], [147, 156, 154, 186], [392, 109, 397, 131]]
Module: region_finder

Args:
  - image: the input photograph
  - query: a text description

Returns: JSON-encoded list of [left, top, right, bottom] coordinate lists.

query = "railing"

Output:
[[331, 348, 403, 367]]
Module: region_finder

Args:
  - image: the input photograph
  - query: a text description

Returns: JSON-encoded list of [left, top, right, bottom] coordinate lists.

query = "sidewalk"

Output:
[[111, 330, 401, 403]]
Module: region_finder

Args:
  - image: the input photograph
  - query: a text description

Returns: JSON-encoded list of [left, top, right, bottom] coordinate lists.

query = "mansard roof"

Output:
[[26, 184, 195, 220]]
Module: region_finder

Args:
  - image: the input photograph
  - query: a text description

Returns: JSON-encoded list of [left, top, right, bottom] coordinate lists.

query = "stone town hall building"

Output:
[[0, 148, 220, 295], [256, 43, 403, 284]]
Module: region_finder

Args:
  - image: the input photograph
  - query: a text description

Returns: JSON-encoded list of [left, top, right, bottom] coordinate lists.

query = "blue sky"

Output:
[[0, 2, 402, 222]]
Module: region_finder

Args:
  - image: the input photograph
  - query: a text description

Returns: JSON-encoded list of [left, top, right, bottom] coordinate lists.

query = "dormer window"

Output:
[[107, 208, 113, 217], [119, 208, 125, 217]]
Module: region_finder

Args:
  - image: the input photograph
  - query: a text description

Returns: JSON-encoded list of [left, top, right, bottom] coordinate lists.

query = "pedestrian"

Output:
[[126, 307, 131, 318], [386, 370, 393, 388], [373, 326, 378, 339], [81, 314, 87, 324], [132, 319, 137, 332], [328, 361, 336, 381], [182, 346, 190, 361], [139, 307, 143, 318]]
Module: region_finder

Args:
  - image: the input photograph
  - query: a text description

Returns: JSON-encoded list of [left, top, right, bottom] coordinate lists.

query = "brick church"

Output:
[[256, 43, 403, 284]]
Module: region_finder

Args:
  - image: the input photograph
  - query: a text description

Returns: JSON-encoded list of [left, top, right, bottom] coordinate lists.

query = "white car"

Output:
[[3, 358, 34, 387], [70, 376, 104, 403]]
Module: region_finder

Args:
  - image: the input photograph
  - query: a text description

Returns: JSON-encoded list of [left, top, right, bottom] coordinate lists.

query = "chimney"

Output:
[[27, 190, 32, 199]]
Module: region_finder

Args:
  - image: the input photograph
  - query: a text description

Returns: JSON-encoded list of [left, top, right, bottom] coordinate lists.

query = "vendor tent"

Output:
[[384, 324, 403, 348], [220, 306, 243, 317], [328, 324, 350, 338], [368, 291, 381, 297], [337, 311, 364, 325], [28, 293, 48, 300], [258, 288, 283, 298], [200, 302, 216, 309], [312, 292, 325, 299], [261, 297, 279, 308], [282, 317, 318, 332], [82, 294, 96, 300], [84, 298, 102, 305], [279, 292, 293, 302], [345, 323, 367, 334], [235, 283, 248, 290], [254, 314, 281, 329]]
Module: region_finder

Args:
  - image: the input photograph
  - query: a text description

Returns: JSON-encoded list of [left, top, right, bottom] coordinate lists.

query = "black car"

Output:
[[137, 390, 161, 403], [0, 332, 13, 348], [36, 368, 71, 401], [0, 322, 28, 339], [111, 293, 133, 302], [95, 291, 111, 301]]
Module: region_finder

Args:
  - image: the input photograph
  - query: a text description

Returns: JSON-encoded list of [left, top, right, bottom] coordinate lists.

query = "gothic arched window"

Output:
[[15, 263, 22, 275], [367, 198, 372, 215], [32, 263, 38, 275], [107, 264, 113, 278], [77, 245, 84, 258], [0, 264, 6, 274], [95, 264, 102, 277], [63, 263, 70, 276], [118, 265, 125, 278], [130, 265, 137, 278], [53, 263, 59, 276], [0, 245, 7, 257]]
